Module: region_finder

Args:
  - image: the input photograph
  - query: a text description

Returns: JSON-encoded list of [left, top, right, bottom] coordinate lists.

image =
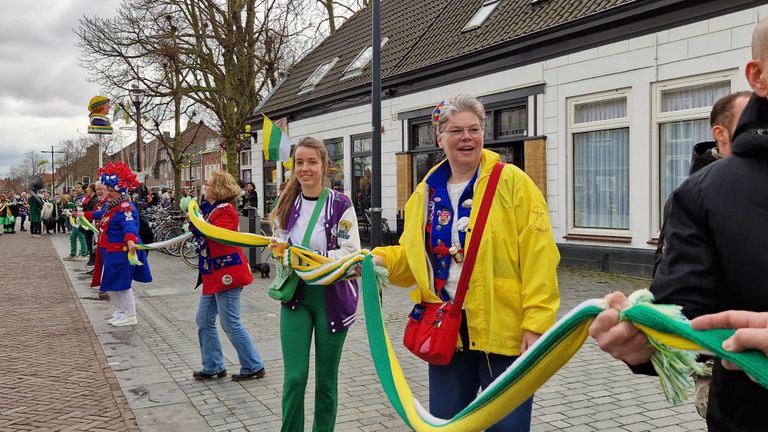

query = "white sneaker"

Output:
[[111, 315, 138, 327], [107, 311, 125, 324], [63, 256, 77, 261]]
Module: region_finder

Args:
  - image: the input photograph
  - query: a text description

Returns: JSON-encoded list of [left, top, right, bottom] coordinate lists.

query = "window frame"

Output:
[[650, 71, 738, 237], [350, 133, 372, 220], [567, 89, 632, 237], [298, 57, 339, 94], [462, 0, 501, 32], [341, 37, 389, 80], [323, 137, 345, 193]]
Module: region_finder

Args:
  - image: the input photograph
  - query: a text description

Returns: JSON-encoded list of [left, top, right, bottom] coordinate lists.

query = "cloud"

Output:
[[0, 0, 122, 176]]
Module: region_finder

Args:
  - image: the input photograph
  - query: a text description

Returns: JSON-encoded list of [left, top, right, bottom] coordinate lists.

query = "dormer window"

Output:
[[299, 57, 339, 94], [463, 0, 501, 32], [341, 37, 390, 80]]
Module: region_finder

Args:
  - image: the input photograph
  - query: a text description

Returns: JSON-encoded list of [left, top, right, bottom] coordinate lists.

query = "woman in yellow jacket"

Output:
[[373, 94, 560, 431]]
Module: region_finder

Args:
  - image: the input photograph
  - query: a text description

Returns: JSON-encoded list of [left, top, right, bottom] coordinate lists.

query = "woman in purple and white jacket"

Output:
[[269, 136, 360, 432]]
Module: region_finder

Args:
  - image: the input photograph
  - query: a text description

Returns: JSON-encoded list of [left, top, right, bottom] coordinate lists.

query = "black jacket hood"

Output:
[[732, 93, 768, 159]]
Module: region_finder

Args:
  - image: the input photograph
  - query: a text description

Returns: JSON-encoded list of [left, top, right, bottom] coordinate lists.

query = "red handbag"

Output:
[[403, 163, 504, 365]]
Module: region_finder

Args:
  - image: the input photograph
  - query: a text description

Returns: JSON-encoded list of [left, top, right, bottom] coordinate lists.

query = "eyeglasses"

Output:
[[443, 127, 483, 139]]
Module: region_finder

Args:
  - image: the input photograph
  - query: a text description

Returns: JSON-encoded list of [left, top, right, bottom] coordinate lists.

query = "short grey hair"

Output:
[[433, 94, 486, 134]]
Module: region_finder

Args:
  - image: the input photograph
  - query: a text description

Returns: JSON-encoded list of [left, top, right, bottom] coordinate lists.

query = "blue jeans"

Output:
[[196, 288, 264, 375], [428, 349, 533, 432]]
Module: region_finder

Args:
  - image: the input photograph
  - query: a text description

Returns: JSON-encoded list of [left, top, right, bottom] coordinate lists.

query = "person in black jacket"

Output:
[[653, 91, 751, 276], [590, 19, 768, 432]]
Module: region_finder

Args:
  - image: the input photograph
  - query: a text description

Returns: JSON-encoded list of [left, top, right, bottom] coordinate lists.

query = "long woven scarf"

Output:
[[186, 200, 768, 432]]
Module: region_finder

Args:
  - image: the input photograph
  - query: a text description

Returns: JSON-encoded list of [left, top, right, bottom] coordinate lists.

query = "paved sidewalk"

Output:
[[50, 231, 705, 432], [0, 231, 138, 431]]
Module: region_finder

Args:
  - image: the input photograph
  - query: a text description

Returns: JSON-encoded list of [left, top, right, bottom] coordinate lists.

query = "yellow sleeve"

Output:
[[512, 171, 560, 334], [371, 245, 417, 288]]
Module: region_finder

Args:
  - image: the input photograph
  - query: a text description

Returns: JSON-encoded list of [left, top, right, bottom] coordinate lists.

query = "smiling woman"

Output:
[[371, 94, 561, 432], [268, 136, 361, 432]]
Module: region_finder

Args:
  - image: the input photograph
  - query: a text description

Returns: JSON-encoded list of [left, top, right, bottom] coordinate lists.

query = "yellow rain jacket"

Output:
[[373, 150, 560, 356]]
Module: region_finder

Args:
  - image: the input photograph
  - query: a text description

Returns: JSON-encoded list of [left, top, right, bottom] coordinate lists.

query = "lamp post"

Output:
[[129, 83, 146, 204], [41, 145, 64, 192]]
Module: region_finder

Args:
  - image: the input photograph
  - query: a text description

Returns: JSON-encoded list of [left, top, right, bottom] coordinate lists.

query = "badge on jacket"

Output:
[[336, 220, 352, 239], [222, 274, 233, 285]]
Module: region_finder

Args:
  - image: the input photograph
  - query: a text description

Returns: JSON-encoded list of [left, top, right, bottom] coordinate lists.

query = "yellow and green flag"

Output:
[[262, 115, 293, 161]]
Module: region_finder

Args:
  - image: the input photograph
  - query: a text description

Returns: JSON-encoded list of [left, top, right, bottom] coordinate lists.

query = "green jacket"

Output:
[[28, 194, 43, 222]]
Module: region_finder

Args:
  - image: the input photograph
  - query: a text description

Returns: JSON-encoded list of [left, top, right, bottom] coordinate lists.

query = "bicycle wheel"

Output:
[[180, 236, 199, 268], [163, 226, 185, 256]]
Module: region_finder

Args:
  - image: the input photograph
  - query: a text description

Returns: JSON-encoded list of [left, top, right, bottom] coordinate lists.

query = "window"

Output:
[[341, 38, 389, 80], [351, 134, 372, 217], [570, 93, 630, 230], [263, 160, 277, 212], [241, 150, 250, 167], [409, 118, 444, 184], [656, 79, 731, 210], [324, 137, 345, 192], [299, 58, 339, 94], [484, 103, 527, 168], [241, 169, 251, 183], [463, 0, 501, 31]]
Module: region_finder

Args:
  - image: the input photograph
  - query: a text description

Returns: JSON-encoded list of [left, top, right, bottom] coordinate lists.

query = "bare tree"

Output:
[[315, 0, 368, 34], [77, 0, 315, 184]]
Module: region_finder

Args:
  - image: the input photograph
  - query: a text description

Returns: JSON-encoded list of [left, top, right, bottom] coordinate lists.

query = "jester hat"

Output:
[[99, 162, 139, 193]]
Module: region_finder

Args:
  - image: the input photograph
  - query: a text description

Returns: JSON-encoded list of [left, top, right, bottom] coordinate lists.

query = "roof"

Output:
[[258, 0, 636, 116], [254, 0, 760, 121]]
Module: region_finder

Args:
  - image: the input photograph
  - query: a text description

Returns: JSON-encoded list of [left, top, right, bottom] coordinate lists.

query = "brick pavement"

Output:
[[0, 230, 138, 431], [50, 232, 706, 432]]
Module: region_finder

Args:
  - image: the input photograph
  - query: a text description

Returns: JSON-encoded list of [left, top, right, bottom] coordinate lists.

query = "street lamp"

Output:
[[129, 82, 146, 204], [41, 145, 64, 192]]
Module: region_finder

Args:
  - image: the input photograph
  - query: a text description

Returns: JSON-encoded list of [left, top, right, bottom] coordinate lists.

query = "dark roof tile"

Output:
[[260, 0, 640, 115]]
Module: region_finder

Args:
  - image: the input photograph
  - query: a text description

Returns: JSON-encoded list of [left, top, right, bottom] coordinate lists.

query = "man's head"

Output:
[[95, 182, 107, 198], [710, 91, 751, 157], [747, 18, 768, 96]]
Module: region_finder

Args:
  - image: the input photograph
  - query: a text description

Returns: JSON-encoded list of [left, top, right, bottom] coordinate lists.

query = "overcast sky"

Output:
[[0, 0, 123, 177]]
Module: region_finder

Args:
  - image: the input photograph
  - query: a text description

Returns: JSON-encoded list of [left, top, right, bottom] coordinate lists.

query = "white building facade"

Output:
[[248, 2, 767, 275]]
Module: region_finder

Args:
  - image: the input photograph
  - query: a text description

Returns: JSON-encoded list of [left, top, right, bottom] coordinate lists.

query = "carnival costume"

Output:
[[276, 188, 361, 432], [190, 200, 264, 381], [84, 162, 151, 326], [0, 197, 16, 233]]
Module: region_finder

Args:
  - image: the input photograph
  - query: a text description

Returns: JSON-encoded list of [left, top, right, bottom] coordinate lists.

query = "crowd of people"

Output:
[[6, 19, 768, 432]]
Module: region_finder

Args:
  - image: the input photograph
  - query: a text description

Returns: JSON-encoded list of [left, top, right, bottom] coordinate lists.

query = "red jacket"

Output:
[[198, 202, 253, 295]]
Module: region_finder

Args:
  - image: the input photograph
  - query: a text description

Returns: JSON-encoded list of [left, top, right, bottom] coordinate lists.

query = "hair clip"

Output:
[[432, 100, 445, 127]]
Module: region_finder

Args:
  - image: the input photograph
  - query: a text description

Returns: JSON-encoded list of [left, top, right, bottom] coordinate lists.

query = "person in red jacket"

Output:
[[191, 170, 265, 381]]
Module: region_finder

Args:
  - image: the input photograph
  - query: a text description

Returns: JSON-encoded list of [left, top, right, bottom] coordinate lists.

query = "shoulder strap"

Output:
[[301, 188, 329, 247], [450, 163, 504, 313]]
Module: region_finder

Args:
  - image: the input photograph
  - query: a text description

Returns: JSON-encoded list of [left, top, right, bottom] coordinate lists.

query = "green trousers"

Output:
[[280, 284, 348, 432], [70, 228, 87, 257]]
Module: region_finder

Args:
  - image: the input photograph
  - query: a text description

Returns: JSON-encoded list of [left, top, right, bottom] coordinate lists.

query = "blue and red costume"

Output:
[[191, 201, 253, 294], [86, 199, 152, 291]]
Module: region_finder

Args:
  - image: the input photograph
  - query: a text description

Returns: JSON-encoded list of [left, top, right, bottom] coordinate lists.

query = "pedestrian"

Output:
[[6, 193, 18, 234], [82, 162, 152, 326], [371, 94, 560, 432], [0, 193, 16, 234], [268, 136, 361, 432], [81, 184, 99, 266], [0, 193, 10, 234], [653, 91, 751, 276], [241, 181, 258, 215], [62, 194, 88, 261], [191, 170, 265, 382], [589, 19, 768, 431], [18, 192, 28, 232], [27, 190, 43, 238]]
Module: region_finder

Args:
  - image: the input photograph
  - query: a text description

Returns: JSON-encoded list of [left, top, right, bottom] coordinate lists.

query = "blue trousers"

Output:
[[428, 319, 534, 432], [196, 288, 264, 375]]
